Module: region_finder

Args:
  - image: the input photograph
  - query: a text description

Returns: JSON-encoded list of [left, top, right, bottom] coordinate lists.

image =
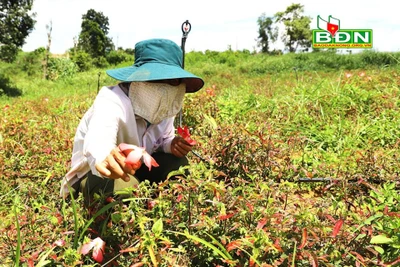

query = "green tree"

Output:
[[0, 0, 36, 62], [257, 13, 278, 53], [275, 3, 312, 52], [77, 9, 114, 60]]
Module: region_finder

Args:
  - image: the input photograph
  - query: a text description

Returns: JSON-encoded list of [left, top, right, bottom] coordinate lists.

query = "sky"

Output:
[[22, 0, 400, 54]]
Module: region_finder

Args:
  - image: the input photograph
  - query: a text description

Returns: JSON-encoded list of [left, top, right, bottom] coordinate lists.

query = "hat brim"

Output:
[[106, 63, 204, 93]]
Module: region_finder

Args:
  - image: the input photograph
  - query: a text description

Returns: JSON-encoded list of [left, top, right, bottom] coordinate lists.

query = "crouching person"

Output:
[[60, 38, 204, 206]]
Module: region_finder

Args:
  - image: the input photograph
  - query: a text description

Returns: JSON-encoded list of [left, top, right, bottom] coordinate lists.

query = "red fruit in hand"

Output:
[[118, 143, 159, 171], [177, 126, 196, 145]]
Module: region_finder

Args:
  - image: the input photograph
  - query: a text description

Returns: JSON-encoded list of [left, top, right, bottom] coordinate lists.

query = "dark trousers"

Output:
[[80, 152, 188, 206]]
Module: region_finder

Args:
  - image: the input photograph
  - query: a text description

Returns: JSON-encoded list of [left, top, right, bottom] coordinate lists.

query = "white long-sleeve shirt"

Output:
[[60, 85, 175, 198]]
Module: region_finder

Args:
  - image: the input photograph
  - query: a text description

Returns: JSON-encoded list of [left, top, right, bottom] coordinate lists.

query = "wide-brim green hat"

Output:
[[106, 38, 204, 93]]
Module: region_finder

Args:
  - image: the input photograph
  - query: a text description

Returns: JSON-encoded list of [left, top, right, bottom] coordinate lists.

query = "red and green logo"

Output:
[[313, 15, 373, 49]]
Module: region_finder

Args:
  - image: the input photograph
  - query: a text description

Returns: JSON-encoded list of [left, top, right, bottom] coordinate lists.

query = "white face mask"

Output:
[[129, 81, 186, 124]]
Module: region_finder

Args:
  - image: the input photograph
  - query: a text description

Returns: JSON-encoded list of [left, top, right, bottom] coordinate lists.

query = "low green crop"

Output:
[[0, 51, 399, 266]]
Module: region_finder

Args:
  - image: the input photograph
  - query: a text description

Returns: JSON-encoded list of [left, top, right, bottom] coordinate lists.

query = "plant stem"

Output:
[[292, 241, 297, 267], [68, 188, 79, 248], [14, 197, 21, 267]]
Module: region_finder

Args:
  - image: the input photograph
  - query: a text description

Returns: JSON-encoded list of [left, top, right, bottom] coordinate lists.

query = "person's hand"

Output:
[[95, 147, 139, 181], [171, 136, 193, 157]]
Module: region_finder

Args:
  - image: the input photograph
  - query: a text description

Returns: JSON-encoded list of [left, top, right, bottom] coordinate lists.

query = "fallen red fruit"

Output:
[[80, 237, 106, 263]]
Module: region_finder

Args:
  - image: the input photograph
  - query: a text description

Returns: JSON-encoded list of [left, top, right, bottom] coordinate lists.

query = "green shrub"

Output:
[[185, 51, 207, 66], [0, 45, 20, 63], [106, 50, 133, 65], [124, 48, 135, 55], [71, 50, 92, 72], [360, 50, 400, 66], [18, 48, 46, 76], [46, 57, 78, 80], [93, 56, 108, 68]]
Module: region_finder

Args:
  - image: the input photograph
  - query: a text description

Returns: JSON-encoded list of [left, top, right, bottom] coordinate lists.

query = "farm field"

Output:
[[0, 51, 400, 266]]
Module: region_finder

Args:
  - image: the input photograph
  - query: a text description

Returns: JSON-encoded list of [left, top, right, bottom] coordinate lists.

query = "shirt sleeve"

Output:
[[161, 118, 175, 153], [83, 88, 124, 176]]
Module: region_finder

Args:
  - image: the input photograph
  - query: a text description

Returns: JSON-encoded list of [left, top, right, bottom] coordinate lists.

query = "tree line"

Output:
[[0, 2, 119, 67], [257, 3, 312, 54], [1, 1, 314, 62]]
